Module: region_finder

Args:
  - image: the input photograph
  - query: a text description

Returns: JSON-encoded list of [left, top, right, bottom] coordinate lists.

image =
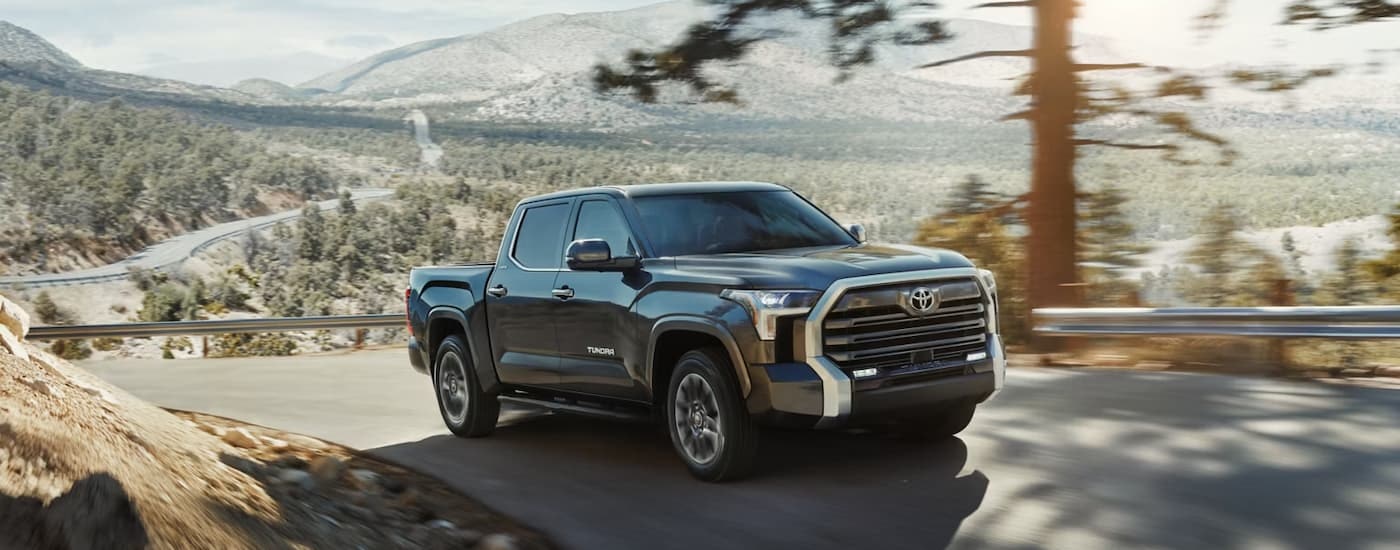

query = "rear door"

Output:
[[485, 199, 572, 388]]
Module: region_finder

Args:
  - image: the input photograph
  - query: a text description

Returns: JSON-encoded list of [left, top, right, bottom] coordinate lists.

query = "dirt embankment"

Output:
[[0, 295, 550, 549]]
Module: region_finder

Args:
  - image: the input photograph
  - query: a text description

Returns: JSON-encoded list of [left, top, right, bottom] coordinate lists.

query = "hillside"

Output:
[[298, 1, 1121, 124], [0, 21, 81, 68], [0, 84, 344, 274]]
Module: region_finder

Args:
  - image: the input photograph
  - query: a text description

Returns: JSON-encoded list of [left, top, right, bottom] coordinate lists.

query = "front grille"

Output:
[[821, 278, 988, 373]]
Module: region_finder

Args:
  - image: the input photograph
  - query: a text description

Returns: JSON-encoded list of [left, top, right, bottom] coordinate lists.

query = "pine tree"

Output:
[[1079, 184, 1147, 305], [594, 0, 1240, 350], [945, 175, 1004, 217], [1364, 203, 1400, 300]]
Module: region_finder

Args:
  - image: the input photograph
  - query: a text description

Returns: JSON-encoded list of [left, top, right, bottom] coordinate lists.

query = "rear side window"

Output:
[[573, 200, 636, 256], [512, 202, 571, 269]]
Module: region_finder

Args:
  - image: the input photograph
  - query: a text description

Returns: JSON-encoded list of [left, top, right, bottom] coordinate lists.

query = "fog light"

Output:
[[852, 368, 879, 378], [966, 351, 988, 362]]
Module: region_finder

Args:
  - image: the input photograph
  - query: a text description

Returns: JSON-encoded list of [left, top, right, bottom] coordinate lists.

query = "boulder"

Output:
[[221, 427, 261, 449], [309, 455, 346, 487], [0, 294, 30, 339]]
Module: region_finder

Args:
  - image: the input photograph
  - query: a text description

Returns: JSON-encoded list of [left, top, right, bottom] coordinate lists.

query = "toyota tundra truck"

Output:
[[405, 182, 1005, 481]]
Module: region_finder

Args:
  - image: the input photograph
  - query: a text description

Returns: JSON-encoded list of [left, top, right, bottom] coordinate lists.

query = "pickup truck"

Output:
[[406, 182, 1005, 481]]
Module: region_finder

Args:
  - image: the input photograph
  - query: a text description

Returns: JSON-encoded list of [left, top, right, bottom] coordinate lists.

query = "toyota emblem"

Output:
[[907, 286, 941, 315]]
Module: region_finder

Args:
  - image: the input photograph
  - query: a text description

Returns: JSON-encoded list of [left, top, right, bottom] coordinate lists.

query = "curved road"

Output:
[[84, 350, 1400, 549], [1, 188, 393, 288]]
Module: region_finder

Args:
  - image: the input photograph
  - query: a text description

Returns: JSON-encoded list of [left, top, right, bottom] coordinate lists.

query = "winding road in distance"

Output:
[[85, 350, 1400, 550], [0, 188, 393, 288]]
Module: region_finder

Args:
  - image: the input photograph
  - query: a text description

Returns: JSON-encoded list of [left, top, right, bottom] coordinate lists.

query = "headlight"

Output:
[[977, 268, 997, 296], [977, 269, 1000, 334], [720, 289, 822, 340]]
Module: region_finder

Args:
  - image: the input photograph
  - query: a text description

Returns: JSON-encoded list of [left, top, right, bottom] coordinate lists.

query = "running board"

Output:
[[498, 395, 653, 424]]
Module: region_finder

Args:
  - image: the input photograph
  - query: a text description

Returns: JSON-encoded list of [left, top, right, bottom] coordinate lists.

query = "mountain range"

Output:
[[2, 1, 1398, 128]]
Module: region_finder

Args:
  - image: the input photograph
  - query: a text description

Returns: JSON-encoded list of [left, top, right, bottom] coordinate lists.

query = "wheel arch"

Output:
[[426, 306, 500, 394], [648, 317, 751, 407]]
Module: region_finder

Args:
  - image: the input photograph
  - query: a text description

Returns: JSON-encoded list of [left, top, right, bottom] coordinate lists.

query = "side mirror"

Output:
[[566, 239, 639, 271], [845, 223, 868, 243]]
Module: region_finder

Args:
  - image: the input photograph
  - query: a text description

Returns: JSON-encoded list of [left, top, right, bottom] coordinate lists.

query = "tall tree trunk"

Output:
[[1026, 0, 1082, 350]]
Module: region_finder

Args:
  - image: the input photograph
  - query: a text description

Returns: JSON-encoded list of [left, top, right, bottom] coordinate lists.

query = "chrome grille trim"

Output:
[[803, 267, 984, 426]]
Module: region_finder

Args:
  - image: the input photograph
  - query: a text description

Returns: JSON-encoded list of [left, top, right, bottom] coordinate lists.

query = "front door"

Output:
[[486, 199, 571, 388], [553, 197, 648, 401]]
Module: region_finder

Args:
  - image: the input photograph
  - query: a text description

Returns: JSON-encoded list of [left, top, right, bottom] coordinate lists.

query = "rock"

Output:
[[269, 455, 307, 470], [348, 468, 381, 490], [262, 437, 290, 451], [309, 455, 346, 487], [72, 380, 119, 406], [380, 474, 406, 494], [281, 433, 330, 451], [0, 295, 31, 339], [0, 325, 28, 361], [21, 376, 61, 398], [222, 427, 260, 449], [477, 533, 520, 550], [1376, 366, 1400, 378], [427, 519, 456, 530], [196, 423, 224, 436], [43, 473, 149, 550], [276, 468, 315, 491], [218, 453, 261, 476]]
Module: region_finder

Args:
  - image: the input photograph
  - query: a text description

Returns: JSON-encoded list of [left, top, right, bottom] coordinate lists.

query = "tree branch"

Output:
[[1073, 63, 1157, 72], [916, 49, 1032, 69], [1001, 109, 1035, 122], [971, 1, 1035, 8], [1073, 139, 1177, 151]]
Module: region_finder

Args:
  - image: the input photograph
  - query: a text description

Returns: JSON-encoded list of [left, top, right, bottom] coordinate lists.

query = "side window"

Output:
[[573, 200, 636, 256], [512, 203, 571, 269]]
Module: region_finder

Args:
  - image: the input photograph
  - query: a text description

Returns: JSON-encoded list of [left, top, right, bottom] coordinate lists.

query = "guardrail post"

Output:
[[1269, 279, 1294, 372], [354, 329, 365, 350]]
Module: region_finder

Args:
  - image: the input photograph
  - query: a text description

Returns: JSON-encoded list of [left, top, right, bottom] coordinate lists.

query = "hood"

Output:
[[671, 243, 975, 290]]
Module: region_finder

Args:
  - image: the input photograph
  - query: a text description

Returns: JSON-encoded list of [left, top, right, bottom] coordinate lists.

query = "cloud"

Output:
[[324, 34, 394, 50]]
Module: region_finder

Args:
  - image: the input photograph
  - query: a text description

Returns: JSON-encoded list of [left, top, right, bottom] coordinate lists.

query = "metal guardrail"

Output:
[[1033, 306, 1400, 339], [26, 306, 1400, 341], [27, 314, 403, 340]]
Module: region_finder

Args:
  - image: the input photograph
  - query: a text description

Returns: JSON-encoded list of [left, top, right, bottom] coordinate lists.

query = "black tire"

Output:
[[897, 400, 977, 441], [665, 347, 758, 481], [433, 335, 499, 438]]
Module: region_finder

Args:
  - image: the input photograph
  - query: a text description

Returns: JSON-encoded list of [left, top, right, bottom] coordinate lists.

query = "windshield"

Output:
[[633, 191, 857, 256]]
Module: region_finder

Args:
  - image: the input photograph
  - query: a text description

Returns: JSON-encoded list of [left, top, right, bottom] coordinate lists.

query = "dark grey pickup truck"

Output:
[[406, 182, 1005, 480]]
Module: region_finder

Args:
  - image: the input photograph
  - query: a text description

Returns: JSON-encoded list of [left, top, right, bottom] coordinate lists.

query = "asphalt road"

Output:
[[84, 350, 1400, 549], [406, 109, 443, 168], [0, 188, 393, 287]]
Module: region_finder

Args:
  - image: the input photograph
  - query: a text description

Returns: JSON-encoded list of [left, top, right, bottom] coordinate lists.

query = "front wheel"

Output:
[[434, 335, 499, 438], [666, 347, 758, 481]]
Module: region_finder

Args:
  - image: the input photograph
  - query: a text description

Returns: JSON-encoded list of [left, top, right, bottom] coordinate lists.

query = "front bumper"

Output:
[[747, 267, 1008, 428], [747, 334, 1005, 428]]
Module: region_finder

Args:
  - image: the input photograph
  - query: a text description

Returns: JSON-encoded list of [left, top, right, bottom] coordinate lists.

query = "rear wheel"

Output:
[[434, 335, 499, 438], [666, 347, 758, 481], [896, 400, 977, 441]]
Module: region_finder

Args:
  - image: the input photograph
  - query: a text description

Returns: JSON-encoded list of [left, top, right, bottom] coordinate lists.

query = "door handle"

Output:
[[487, 285, 508, 298], [551, 287, 575, 300]]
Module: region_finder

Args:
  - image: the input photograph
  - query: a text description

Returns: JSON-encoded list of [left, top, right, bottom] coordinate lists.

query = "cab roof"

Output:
[[519, 181, 789, 204]]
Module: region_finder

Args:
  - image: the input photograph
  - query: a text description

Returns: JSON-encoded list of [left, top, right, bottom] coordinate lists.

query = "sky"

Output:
[[2, 0, 1394, 82]]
